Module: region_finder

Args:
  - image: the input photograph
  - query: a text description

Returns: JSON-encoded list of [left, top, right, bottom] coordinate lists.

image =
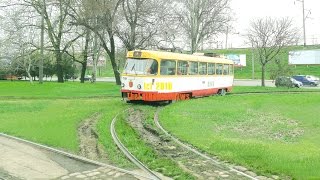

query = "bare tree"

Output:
[[69, 0, 122, 85], [0, 4, 39, 83], [116, 0, 167, 51], [24, 0, 83, 83], [246, 17, 299, 86], [175, 0, 232, 53]]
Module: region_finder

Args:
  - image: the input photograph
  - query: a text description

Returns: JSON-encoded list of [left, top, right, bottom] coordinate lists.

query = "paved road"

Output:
[[0, 134, 150, 180]]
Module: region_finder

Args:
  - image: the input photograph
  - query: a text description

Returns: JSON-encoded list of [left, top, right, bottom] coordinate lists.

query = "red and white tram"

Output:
[[121, 50, 234, 102]]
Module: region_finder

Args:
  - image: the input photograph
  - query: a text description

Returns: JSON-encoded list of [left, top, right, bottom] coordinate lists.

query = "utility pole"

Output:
[[251, 47, 255, 80], [225, 26, 229, 49], [302, 0, 306, 47], [295, 0, 307, 47]]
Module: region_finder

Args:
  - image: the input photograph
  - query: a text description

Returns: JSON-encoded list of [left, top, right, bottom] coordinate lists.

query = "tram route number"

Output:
[[144, 82, 172, 90]]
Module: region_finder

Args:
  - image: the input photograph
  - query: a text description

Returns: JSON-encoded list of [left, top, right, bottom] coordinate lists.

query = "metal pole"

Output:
[[302, 0, 306, 46], [225, 26, 229, 49], [252, 47, 255, 80]]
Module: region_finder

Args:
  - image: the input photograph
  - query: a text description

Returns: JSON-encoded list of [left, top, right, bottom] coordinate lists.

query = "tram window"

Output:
[[147, 60, 158, 75], [208, 63, 215, 75], [123, 58, 158, 75], [223, 64, 229, 75], [199, 62, 207, 75], [188, 62, 198, 75], [216, 64, 223, 75], [177, 61, 188, 75], [229, 64, 234, 75], [160, 59, 176, 75]]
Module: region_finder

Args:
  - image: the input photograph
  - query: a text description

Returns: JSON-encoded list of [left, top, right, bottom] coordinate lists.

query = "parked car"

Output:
[[292, 75, 319, 86], [83, 75, 92, 81], [275, 76, 302, 88], [306, 75, 320, 82]]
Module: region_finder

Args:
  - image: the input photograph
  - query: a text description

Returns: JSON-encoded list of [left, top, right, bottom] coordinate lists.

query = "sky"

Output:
[[227, 0, 320, 48]]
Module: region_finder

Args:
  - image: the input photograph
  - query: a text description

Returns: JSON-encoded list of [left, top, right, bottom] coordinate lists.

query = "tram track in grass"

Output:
[[110, 109, 162, 180], [153, 108, 259, 180], [116, 106, 260, 179]]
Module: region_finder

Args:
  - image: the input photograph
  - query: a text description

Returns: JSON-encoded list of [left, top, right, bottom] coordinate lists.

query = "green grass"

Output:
[[231, 86, 320, 93], [0, 81, 120, 98], [0, 98, 118, 151], [0, 81, 132, 167], [159, 93, 320, 179], [115, 106, 194, 179]]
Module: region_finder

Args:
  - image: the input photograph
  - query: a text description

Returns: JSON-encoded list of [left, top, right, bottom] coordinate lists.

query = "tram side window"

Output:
[[216, 64, 223, 75], [199, 62, 207, 75], [208, 63, 215, 75], [223, 64, 229, 75], [147, 60, 158, 75], [229, 64, 234, 75], [177, 61, 188, 75], [188, 62, 198, 75], [160, 59, 176, 75]]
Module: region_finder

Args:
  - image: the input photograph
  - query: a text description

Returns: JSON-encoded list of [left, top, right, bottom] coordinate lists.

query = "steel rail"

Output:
[[110, 110, 161, 180], [154, 108, 258, 180]]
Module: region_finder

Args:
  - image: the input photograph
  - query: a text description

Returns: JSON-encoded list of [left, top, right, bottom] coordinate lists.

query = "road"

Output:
[[0, 134, 150, 180]]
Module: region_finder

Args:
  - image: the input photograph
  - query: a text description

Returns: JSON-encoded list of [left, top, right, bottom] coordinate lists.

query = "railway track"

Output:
[[153, 108, 258, 180], [110, 110, 162, 180]]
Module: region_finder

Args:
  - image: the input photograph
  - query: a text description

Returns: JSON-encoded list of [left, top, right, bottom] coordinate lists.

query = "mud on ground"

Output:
[[125, 108, 252, 180], [78, 113, 110, 162]]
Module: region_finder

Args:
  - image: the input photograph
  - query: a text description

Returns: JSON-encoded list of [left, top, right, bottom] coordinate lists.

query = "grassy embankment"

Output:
[[2, 81, 320, 179], [209, 45, 320, 79], [0, 81, 194, 177], [159, 87, 320, 179], [0, 81, 132, 166]]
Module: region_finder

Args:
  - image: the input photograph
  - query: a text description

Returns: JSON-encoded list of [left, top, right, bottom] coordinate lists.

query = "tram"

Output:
[[121, 50, 234, 102]]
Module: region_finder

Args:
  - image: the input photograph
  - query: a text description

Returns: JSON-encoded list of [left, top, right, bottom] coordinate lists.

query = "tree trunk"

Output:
[[80, 29, 90, 83], [26, 59, 33, 84], [56, 52, 64, 83], [109, 53, 121, 85], [80, 62, 87, 83], [261, 64, 266, 87]]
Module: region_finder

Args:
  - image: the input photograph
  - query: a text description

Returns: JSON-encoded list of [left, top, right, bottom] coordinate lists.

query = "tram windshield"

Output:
[[123, 58, 158, 75]]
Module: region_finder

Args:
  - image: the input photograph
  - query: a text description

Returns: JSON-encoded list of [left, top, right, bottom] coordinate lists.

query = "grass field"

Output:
[[206, 45, 320, 79], [159, 92, 320, 179], [0, 81, 120, 98], [0, 81, 133, 167], [1, 81, 320, 179]]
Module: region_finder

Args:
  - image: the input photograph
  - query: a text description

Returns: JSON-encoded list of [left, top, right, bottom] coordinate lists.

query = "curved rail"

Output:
[[154, 108, 258, 180], [110, 110, 161, 180]]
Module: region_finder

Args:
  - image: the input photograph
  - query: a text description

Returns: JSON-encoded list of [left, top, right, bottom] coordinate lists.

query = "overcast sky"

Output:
[[228, 0, 320, 48]]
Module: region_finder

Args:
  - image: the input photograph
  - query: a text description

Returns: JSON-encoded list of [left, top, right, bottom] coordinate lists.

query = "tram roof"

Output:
[[127, 50, 234, 64]]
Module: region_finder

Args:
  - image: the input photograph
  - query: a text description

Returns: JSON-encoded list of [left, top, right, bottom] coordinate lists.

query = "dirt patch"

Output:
[[125, 108, 250, 179], [78, 113, 109, 162]]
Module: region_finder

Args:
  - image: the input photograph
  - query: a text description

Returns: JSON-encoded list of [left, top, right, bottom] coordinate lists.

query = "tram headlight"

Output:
[[137, 84, 142, 89]]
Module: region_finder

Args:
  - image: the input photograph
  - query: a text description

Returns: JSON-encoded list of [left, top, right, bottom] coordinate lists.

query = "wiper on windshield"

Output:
[[131, 64, 137, 75]]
